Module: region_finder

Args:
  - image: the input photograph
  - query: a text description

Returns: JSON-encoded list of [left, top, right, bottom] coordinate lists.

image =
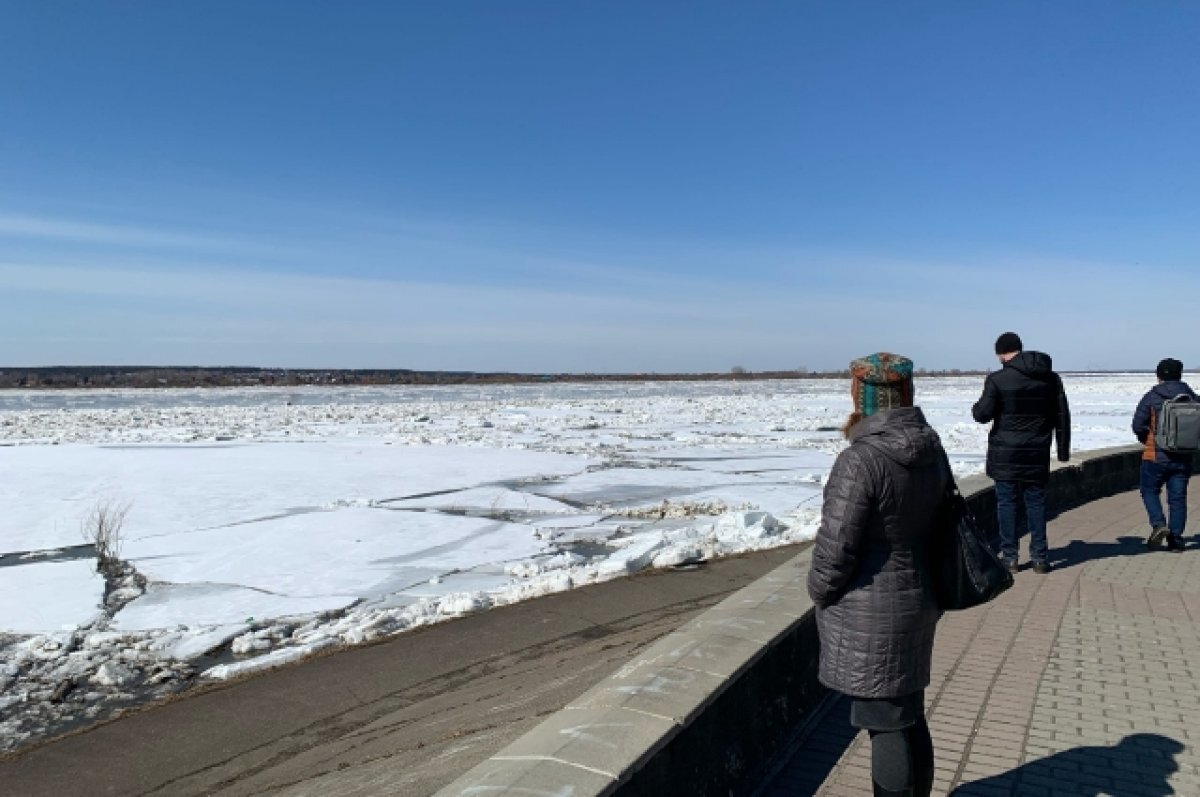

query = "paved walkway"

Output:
[[764, 488, 1200, 797]]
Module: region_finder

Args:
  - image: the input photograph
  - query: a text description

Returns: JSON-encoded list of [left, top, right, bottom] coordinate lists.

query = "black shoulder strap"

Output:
[[936, 446, 961, 498]]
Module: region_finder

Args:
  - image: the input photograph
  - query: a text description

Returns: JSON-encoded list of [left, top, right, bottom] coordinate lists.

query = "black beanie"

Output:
[[994, 332, 1023, 355], [1157, 358, 1183, 381]]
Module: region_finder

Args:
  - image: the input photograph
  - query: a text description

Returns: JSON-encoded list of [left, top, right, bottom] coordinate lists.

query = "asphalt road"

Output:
[[1, 544, 804, 797]]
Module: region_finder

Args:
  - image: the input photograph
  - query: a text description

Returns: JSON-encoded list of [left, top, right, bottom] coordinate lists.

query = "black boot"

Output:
[[872, 783, 914, 796], [907, 718, 935, 797]]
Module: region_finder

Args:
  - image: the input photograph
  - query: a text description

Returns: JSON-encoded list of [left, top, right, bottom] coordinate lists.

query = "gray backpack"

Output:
[[1155, 394, 1200, 453]]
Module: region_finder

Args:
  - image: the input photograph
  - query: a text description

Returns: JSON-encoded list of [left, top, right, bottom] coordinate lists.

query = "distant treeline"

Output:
[[0, 365, 1141, 390], [0, 365, 986, 389]]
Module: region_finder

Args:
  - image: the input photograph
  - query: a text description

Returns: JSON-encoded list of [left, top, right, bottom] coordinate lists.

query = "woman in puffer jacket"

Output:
[[807, 353, 949, 797]]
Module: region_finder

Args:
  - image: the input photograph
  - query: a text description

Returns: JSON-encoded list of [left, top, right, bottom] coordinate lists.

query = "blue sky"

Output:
[[2, 2, 1198, 372]]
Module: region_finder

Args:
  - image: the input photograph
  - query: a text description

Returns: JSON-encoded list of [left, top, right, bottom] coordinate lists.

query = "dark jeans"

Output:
[[1140, 460, 1191, 538], [994, 480, 1047, 564]]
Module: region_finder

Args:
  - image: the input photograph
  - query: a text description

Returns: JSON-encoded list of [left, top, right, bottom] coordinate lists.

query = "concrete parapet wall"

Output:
[[432, 445, 1184, 797]]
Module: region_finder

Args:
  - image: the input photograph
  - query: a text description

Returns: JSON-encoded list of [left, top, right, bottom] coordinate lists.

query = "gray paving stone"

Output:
[[490, 706, 676, 778], [433, 755, 615, 797], [775, 488, 1200, 797], [567, 664, 727, 724], [603, 629, 767, 684], [676, 604, 798, 645]]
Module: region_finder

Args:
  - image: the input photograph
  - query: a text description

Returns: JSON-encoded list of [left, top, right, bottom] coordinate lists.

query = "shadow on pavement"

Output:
[[950, 733, 1184, 797], [1045, 535, 1153, 572]]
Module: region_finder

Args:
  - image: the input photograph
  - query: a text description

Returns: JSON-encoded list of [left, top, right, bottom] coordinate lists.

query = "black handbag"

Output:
[[933, 456, 1014, 611]]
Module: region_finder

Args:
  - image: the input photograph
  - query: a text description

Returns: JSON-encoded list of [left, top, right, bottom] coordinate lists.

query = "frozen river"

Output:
[[0, 374, 1154, 750]]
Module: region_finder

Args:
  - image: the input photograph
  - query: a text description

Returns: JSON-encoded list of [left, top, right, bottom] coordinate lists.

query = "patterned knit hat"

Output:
[[850, 353, 915, 416]]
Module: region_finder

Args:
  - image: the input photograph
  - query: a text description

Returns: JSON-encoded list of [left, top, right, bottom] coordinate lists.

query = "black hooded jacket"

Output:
[[972, 351, 1071, 483]]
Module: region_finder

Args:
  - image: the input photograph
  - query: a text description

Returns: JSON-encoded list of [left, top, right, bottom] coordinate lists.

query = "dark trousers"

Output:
[[851, 691, 933, 796], [994, 480, 1047, 564], [1140, 460, 1191, 538]]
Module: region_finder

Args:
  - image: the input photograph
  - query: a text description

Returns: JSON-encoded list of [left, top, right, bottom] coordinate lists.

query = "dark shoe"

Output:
[[1002, 558, 1019, 574], [1148, 526, 1169, 549], [1166, 535, 1184, 552], [872, 782, 914, 796], [1033, 560, 1052, 574]]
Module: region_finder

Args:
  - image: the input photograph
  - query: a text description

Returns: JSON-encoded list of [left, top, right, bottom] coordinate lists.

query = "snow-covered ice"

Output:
[[2, 442, 586, 552], [0, 374, 1164, 750], [0, 560, 105, 634]]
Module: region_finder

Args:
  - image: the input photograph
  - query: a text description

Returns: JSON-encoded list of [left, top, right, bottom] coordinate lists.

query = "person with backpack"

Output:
[[1132, 358, 1198, 552], [971, 332, 1071, 574]]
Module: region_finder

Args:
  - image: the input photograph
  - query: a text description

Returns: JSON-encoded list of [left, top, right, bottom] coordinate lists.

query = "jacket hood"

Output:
[[849, 407, 942, 467], [1153, 380, 1196, 401], [1007, 350, 1052, 377]]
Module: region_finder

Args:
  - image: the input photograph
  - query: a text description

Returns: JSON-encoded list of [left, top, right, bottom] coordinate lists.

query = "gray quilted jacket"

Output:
[[807, 407, 948, 698]]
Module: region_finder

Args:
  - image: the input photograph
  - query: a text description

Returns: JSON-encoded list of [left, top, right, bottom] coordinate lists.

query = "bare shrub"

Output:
[[81, 500, 131, 575]]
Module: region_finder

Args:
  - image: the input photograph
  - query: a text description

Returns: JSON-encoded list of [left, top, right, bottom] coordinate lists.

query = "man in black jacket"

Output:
[[1132, 358, 1197, 552], [972, 332, 1071, 574]]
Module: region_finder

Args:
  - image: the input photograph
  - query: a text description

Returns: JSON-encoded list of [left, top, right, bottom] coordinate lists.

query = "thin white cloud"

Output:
[[0, 261, 708, 320], [0, 215, 219, 248], [0, 214, 290, 258]]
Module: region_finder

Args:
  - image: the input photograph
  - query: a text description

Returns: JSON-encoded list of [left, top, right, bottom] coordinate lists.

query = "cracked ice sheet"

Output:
[[665, 483, 826, 517], [643, 449, 836, 475], [0, 442, 591, 551], [113, 508, 551, 630], [0, 560, 105, 633], [531, 467, 772, 506], [530, 466, 827, 518], [115, 583, 350, 631], [386, 487, 575, 513]]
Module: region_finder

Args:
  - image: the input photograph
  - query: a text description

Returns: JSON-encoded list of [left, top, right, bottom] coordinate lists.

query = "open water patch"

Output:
[[0, 544, 96, 568]]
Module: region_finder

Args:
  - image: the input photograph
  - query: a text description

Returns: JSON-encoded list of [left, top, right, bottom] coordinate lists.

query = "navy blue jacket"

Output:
[[972, 351, 1071, 483], [1132, 380, 1198, 464]]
